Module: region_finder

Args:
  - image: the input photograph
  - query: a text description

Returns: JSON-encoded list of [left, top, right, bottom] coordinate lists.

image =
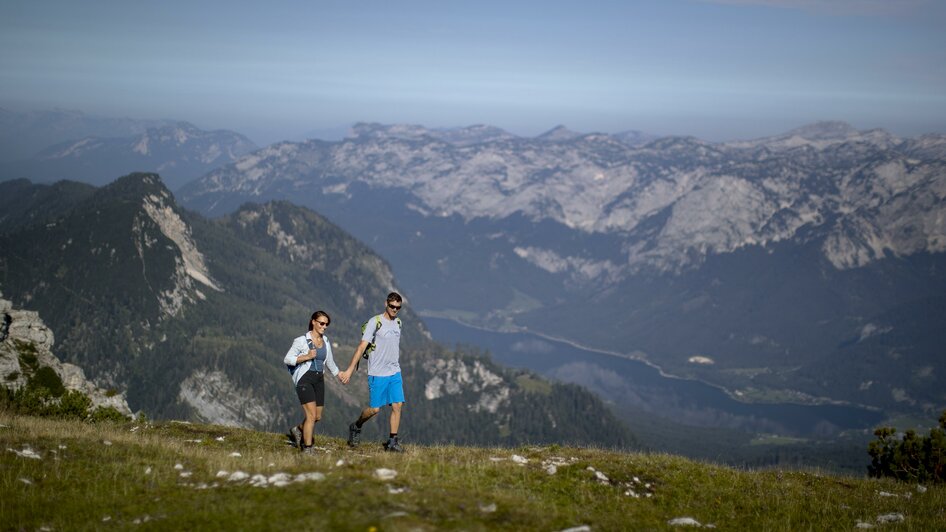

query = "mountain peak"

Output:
[[537, 125, 581, 141], [785, 121, 859, 140]]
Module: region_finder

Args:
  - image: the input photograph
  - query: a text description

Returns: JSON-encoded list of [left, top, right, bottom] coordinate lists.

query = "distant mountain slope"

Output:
[[0, 107, 175, 162], [178, 121, 946, 420], [0, 173, 633, 447], [0, 122, 257, 191]]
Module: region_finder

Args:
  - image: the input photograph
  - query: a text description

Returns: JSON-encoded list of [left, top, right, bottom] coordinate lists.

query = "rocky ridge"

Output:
[[0, 296, 132, 415]]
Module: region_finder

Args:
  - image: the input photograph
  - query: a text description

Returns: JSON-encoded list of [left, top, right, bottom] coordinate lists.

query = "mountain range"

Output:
[[0, 174, 632, 448], [0, 120, 257, 191], [178, 120, 946, 422]]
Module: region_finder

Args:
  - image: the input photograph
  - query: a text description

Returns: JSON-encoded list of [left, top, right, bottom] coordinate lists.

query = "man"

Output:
[[339, 292, 406, 452]]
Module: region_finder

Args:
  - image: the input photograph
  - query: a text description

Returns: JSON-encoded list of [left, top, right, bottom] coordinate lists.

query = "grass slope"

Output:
[[2, 412, 943, 531]]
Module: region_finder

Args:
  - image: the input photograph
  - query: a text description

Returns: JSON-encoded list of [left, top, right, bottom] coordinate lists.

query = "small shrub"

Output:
[[5, 371, 19, 381], [89, 406, 129, 423], [868, 410, 946, 483], [57, 390, 92, 419], [31, 366, 66, 397]]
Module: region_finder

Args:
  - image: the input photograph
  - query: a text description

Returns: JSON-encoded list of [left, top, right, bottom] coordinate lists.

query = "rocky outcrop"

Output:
[[0, 297, 132, 415]]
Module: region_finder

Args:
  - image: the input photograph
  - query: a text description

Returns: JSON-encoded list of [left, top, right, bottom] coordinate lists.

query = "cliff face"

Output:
[[0, 297, 132, 415]]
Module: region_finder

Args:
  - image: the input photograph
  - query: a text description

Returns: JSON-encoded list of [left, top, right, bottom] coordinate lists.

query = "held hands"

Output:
[[338, 370, 351, 384]]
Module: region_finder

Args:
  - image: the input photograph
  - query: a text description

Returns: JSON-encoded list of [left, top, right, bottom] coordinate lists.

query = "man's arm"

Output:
[[339, 340, 370, 383]]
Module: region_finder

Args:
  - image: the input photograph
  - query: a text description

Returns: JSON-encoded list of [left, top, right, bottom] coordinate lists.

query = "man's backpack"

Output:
[[356, 315, 401, 370], [286, 336, 318, 375]]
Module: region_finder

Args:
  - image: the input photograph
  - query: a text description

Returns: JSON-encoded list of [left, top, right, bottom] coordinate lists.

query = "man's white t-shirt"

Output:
[[362, 315, 401, 377]]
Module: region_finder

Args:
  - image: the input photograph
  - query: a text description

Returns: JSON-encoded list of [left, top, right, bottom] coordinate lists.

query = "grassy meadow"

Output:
[[1, 411, 943, 530]]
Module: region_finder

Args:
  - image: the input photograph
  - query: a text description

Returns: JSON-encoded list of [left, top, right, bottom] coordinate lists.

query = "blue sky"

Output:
[[2, 0, 945, 144]]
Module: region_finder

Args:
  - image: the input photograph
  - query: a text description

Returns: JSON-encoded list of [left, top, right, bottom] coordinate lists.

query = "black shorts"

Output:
[[295, 371, 325, 406]]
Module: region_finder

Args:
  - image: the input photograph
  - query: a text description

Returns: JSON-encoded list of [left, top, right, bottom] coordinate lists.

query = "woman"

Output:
[[284, 310, 341, 453]]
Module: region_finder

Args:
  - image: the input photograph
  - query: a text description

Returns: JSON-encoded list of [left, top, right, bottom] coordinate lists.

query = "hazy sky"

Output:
[[2, 0, 945, 144]]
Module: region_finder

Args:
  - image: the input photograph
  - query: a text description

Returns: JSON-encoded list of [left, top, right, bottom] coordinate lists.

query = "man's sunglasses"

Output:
[[387, 303, 402, 310]]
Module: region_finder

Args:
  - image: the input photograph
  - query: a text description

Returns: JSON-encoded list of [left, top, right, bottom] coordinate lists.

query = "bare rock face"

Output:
[[0, 296, 132, 416]]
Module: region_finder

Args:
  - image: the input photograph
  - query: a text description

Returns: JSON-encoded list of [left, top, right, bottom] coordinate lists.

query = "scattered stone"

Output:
[[102, 516, 111, 522], [268, 473, 292, 487], [478, 502, 497, 513], [335, 459, 346, 467], [876, 513, 905, 524], [855, 521, 874, 529], [174, 463, 184, 470], [388, 485, 408, 494], [489, 456, 505, 462], [58, 445, 66, 450], [668, 517, 702, 527], [184, 439, 202, 443], [383, 511, 409, 519], [215, 436, 225, 442], [511, 454, 528, 465], [7, 447, 41, 459], [227, 471, 249, 482], [171, 420, 191, 425], [877, 491, 897, 497], [229, 452, 242, 457], [916, 484, 927, 494], [216, 470, 229, 478], [544, 464, 558, 475], [249, 474, 269, 487], [293, 472, 325, 483], [374, 468, 398, 481], [102, 440, 112, 446], [130, 426, 139, 432], [179, 471, 192, 478], [0, 424, 8, 428], [144, 467, 152, 475], [558, 526, 591, 532], [18, 477, 32, 485]]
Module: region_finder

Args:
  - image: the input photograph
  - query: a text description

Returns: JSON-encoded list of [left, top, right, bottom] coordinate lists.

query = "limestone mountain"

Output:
[[1, 296, 132, 416], [178, 122, 946, 420], [0, 174, 633, 447], [0, 121, 257, 191]]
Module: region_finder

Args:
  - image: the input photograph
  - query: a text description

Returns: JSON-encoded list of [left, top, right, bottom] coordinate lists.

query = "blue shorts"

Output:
[[368, 372, 405, 408]]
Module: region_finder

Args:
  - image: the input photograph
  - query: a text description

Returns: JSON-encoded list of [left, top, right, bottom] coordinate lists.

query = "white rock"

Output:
[[249, 474, 269, 487], [174, 463, 184, 470], [855, 522, 874, 529], [229, 452, 242, 457], [228, 471, 249, 482], [294, 472, 326, 482], [215, 436, 225, 441], [374, 468, 398, 481], [877, 491, 897, 497], [510, 454, 528, 465], [8, 447, 41, 459], [102, 440, 112, 446], [668, 517, 703, 527], [335, 459, 346, 467], [18, 477, 33, 485], [558, 526, 591, 532], [215, 470, 229, 478], [916, 484, 927, 493], [544, 464, 558, 475], [179, 471, 192, 478], [388, 486, 408, 494], [144, 467, 152, 475], [876, 513, 905, 524], [479, 502, 497, 513], [102, 516, 111, 522]]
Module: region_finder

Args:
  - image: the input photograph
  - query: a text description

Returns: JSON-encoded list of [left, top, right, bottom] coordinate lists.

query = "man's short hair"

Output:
[[386, 292, 402, 303]]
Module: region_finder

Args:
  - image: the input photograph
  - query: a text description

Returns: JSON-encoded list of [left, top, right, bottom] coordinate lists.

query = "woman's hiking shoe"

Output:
[[301, 445, 316, 455], [384, 437, 404, 453], [347, 423, 361, 447], [288, 426, 303, 448]]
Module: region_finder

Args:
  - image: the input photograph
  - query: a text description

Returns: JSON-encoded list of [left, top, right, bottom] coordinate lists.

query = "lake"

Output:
[[424, 316, 884, 438]]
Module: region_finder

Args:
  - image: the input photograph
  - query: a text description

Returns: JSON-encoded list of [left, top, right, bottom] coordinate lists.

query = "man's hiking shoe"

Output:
[[384, 438, 404, 453], [347, 423, 361, 447], [288, 426, 303, 448]]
